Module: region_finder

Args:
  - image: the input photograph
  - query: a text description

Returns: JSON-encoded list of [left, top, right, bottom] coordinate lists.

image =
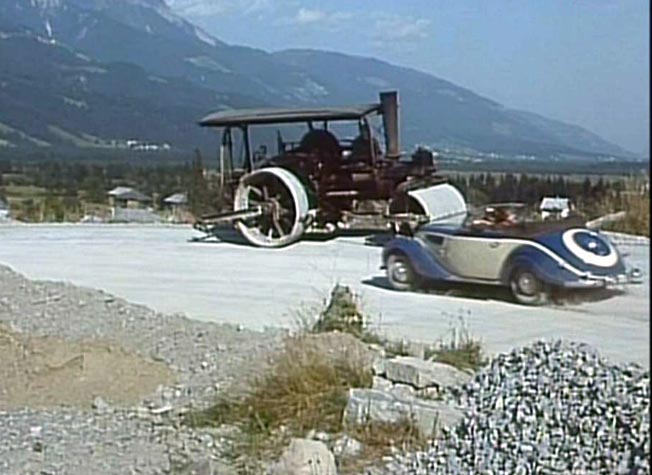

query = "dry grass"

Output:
[[424, 320, 485, 372], [341, 419, 429, 474], [594, 178, 650, 237], [187, 287, 485, 473], [308, 285, 484, 370], [186, 331, 427, 474], [186, 334, 374, 471], [239, 336, 373, 435]]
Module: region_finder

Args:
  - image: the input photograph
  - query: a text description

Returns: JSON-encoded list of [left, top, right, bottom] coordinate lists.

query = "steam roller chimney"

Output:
[[380, 91, 400, 159]]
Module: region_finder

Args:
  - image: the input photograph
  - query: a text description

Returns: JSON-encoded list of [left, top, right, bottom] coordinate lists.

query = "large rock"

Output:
[[270, 438, 337, 475], [384, 356, 472, 389], [295, 332, 378, 373], [371, 376, 393, 391], [343, 388, 463, 436]]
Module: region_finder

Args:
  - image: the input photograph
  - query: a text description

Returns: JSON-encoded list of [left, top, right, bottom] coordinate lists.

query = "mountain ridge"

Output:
[[0, 0, 637, 159]]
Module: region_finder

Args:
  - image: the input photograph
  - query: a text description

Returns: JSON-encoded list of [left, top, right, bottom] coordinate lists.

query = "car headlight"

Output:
[[562, 229, 618, 267]]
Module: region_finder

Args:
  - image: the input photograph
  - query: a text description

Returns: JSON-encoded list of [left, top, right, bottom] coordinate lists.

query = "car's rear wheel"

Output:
[[509, 268, 549, 305], [386, 254, 419, 291]]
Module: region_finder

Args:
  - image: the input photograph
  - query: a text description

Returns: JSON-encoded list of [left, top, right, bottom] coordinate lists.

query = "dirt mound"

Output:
[[0, 325, 174, 410]]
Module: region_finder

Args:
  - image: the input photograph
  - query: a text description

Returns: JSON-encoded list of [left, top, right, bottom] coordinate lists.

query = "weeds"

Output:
[[304, 284, 412, 358], [592, 176, 650, 237], [186, 334, 373, 471], [311, 285, 366, 336], [307, 285, 484, 370], [424, 314, 485, 372], [341, 419, 429, 473], [187, 286, 484, 474]]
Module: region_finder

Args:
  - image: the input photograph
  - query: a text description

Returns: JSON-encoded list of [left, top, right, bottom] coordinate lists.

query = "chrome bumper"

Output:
[[565, 267, 643, 289]]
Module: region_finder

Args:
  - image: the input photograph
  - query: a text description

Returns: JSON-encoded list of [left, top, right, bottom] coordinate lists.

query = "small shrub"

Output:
[[187, 289, 485, 474], [424, 320, 485, 372], [186, 334, 373, 469], [309, 285, 412, 359], [312, 284, 366, 336], [593, 177, 650, 237]]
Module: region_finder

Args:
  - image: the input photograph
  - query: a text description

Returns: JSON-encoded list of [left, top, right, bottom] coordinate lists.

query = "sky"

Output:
[[167, 0, 650, 157]]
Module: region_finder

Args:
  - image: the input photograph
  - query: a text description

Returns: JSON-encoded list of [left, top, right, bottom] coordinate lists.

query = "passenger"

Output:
[[472, 207, 498, 227], [495, 208, 518, 227]]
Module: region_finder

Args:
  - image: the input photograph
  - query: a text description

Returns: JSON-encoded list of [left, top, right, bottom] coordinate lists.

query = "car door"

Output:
[[437, 233, 523, 281]]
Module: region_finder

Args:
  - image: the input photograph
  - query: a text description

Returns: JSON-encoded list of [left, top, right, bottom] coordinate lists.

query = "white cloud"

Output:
[[294, 7, 326, 25], [166, 2, 432, 52], [165, 0, 272, 17], [372, 13, 431, 42], [283, 7, 353, 29], [280, 9, 430, 44]]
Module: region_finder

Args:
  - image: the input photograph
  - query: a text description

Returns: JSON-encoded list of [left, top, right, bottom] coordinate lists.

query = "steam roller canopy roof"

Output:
[[199, 104, 380, 127]]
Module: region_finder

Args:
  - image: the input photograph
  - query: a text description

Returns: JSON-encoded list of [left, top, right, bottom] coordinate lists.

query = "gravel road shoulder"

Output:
[[0, 263, 283, 475]]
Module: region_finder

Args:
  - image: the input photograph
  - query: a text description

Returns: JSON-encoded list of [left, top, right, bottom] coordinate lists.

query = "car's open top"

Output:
[[199, 104, 380, 127], [424, 215, 587, 239]]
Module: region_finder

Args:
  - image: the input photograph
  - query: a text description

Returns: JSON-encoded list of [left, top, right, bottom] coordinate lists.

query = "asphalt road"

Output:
[[0, 224, 649, 367]]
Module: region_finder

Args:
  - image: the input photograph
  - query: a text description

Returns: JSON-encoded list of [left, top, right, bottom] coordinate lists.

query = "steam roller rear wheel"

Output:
[[233, 167, 310, 248]]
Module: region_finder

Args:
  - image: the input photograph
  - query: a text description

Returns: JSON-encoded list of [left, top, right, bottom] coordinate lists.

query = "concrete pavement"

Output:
[[0, 224, 648, 366]]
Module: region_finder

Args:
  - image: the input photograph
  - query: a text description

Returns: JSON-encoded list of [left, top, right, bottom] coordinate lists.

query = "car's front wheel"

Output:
[[509, 267, 549, 305], [386, 254, 419, 291]]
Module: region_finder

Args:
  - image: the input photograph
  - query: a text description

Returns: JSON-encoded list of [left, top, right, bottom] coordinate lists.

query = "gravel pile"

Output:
[[0, 407, 238, 475], [0, 264, 283, 408], [380, 340, 650, 475], [0, 264, 284, 474]]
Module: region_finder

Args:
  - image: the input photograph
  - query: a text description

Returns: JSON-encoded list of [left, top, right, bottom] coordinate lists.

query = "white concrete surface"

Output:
[[0, 224, 649, 367]]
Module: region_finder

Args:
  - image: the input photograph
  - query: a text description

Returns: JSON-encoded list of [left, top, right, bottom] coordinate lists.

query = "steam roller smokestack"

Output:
[[380, 91, 400, 159]]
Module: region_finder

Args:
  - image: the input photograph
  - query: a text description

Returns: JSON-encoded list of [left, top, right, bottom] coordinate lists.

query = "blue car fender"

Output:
[[500, 245, 583, 287], [382, 237, 453, 281]]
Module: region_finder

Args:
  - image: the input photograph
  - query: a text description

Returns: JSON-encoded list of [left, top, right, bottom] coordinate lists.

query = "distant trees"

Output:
[[0, 171, 5, 201], [81, 174, 107, 204], [187, 152, 212, 217], [0, 156, 647, 227], [450, 172, 632, 218]]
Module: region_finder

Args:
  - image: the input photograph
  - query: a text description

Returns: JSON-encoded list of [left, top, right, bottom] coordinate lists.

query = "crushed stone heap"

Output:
[[380, 340, 650, 475]]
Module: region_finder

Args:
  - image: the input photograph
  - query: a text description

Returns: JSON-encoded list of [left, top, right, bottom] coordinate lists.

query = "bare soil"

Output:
[[0, 325, 174, 410]]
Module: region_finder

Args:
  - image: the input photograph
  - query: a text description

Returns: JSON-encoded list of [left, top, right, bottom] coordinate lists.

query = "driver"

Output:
[[472, 207, 517, 228], [472, 207, 498, 227], [495, 207, 517, 227]]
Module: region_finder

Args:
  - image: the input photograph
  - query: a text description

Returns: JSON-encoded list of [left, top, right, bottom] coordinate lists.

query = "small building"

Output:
[[0, 197, 10, 221], [540, 196, 570, 220], [163, 192, 188, 208], [107, 186, 161, 223], [107, 186, 152, 209], [163, 192, 191, 223]]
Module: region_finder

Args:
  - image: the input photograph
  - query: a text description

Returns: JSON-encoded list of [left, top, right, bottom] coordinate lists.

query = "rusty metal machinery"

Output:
[[194, 91, 466, 247]]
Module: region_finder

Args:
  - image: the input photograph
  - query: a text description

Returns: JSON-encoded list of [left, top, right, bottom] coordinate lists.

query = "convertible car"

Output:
[[381, 194, 642, 305]]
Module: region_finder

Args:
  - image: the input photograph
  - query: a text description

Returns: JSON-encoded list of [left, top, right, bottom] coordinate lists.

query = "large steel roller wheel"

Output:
[[233, 167, 310, 248]]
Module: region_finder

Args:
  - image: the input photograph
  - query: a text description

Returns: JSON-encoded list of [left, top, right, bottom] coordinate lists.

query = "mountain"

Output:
[[272, 49, 631, 158], [1, 0, 321, 105], [0, 26, 261, 149], [0, 0, 635, 158]]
